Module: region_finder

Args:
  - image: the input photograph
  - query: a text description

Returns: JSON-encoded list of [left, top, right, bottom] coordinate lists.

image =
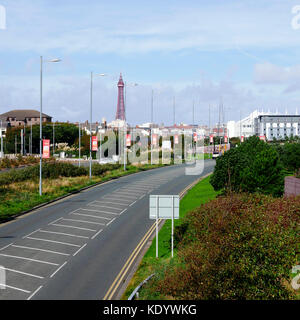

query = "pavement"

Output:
[[0, 160, 215, 300]]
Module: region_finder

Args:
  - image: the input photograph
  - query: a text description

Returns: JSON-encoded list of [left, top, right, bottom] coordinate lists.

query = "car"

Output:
[[212, 152, 220, 159]]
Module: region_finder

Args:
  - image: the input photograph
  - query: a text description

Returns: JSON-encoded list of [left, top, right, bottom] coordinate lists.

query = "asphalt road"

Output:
[[0, 160, 215, 300]]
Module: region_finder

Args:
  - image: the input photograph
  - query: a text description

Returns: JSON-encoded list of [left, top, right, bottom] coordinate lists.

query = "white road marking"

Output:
[[108, 194, 137, 200], [115, 191, 145, 196], [11, 245, 70, 256], [1, 267, 44, 279], [93, 200, 128, 206], [38, 229, 89, 239], [139, 194, 145, 200], [120, 209, 127, 215], [48, 217, 63, 225], [103, 197, 132, 203], [88, 204, 122, 211], [106, 218, 116, 226], [0, 253, 59, 266], [0, 284, 31, 294], [51, 224, 97, 232], [0, 243, 13, 252], [71, 213, 109, 222], [50, 261, 68, 278], [73, 244, 87, 256], [91, 229, 103, 240], [62, 218, 105, 225], [26, 237, 81, 247], [80, 208, 119, 216], [129, 201, 137, 207], [23, 229, 39, 239], [27, 285, 43, 300]]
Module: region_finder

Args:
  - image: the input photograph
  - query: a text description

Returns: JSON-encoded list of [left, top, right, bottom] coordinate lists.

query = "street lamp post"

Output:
[[0, 119, 3, 158], [39, 56, 61, 196], [89, 72, 107, 179], [151, 89, 153, 165]]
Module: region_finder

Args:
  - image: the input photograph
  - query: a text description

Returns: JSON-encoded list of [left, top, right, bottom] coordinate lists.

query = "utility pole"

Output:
[[173, 96, 175, 125], [21, 129, 24, 156], [0, 119, 3, 158], [151, 89, 153, 165], [15, 135, 17, 155], [30, 122, 32, 154], [53, 121, 55, 155], [79, 122, 81, 167]]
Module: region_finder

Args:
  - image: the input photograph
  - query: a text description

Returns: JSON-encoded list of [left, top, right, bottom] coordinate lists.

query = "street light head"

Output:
[[49, 58, 61, 63]]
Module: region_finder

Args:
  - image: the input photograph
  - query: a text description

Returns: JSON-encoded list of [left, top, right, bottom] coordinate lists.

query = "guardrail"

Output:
[[128, 274, 155, 300]]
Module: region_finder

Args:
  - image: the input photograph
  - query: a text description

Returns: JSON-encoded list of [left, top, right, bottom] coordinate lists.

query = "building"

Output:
[[227, 110, 300, 140], [0, 109, 52, 127], [255, 115, 300, 140]]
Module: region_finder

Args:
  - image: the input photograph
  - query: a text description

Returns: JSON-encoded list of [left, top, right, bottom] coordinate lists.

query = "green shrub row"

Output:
[[145, 193, 299, 300]]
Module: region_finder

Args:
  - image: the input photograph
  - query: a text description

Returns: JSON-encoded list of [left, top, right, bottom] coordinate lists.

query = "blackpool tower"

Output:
[[115, 73, 125, 121]]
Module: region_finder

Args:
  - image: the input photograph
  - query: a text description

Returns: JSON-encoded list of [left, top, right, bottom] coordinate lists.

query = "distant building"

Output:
[[227, 110, 300, 140], [0, 109, 52, 127]]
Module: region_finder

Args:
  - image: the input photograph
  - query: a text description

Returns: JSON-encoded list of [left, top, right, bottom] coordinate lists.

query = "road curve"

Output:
[[0, 160, 215, 300]]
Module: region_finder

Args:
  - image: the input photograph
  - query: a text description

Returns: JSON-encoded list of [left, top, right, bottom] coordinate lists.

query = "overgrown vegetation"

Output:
[[140, 193, 299, 300]]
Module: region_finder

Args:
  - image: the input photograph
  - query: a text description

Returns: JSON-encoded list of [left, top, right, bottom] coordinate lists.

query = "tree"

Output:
[[210, 136, 284, 197]]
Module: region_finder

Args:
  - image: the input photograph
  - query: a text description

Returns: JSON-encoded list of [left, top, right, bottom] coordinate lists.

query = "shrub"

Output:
[[279, 142, 300, 175], [92, 163, 121, 176], [210, 136, 284, 197], [147, 193, 299, 300]]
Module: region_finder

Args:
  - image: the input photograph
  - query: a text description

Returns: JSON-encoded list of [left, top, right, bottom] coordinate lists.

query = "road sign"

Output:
[[92, 136, 98, 151], [149, 195, 179, 219], [149, 195, 180, 258], [42, 139, 50, 159]]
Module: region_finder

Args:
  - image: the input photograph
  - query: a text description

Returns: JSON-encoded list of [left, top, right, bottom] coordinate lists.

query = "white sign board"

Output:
[[149, 195, 180, 219]]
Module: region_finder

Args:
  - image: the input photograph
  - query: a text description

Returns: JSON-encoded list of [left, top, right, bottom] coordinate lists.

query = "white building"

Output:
[[227, 109, 300, 140]]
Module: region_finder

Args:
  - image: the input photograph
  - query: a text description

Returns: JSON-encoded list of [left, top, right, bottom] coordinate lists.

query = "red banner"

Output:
[[209, 135, 214, 143], [241, 136, 244, 143], [43, 139, 50, 159], [224, 136, 228, 143], [152, 134, 158, 146], [92, 136, 98, 151], [193, 132, 197, 142], [174, 134, 179, 145], [126, 134, 131, 147]]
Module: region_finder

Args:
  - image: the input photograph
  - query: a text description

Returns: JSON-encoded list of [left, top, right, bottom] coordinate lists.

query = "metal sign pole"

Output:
[[171, 195, 174, 258], [156, 195, 158, 259]]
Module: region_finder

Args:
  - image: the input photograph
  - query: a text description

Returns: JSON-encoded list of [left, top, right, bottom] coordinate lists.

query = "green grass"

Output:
[[122, 175, 219, 299]]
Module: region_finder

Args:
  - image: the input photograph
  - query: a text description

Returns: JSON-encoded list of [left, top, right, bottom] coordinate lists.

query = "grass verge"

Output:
[[0, 163, 166, 223], [122, 175, 219, 299]]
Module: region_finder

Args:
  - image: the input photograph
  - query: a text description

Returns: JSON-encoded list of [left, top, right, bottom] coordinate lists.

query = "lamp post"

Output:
[[39, 56, 61, 196], [89, 72, 107, 179], [0, 119, 3, 158], [123, 81, 138, 171]]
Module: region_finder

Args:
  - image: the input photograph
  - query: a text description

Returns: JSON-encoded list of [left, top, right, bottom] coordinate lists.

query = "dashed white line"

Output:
[[27, 285, 43, 300], [0, 253, 59, 266], [50, 261, 68, 278], [106, 218, 116, 226], [91, 229, 103, 240], [38, 229, 89, 239], [26, 237, 81, 247], [11, 245, 70, 256], [23, 229, 39, 239], [62, 218, 105, 225], [51, 223, 97, 232], [2, 267, 44, 279], [73, 244, 87, 256], [0, 243, 13, 252]]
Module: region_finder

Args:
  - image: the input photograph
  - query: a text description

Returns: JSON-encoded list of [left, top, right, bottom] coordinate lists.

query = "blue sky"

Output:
[[1, 0, 300, 125]]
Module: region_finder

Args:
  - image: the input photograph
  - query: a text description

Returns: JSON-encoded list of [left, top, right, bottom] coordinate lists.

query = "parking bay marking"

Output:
[[11, 245, 70, 257], [71, 213, 110, 222], [25, 237, 81, 248], [0, 253, 59, 266], [51, 223, 97, 232], [1, 267, 44, 279], [38, 229, 89, 239]]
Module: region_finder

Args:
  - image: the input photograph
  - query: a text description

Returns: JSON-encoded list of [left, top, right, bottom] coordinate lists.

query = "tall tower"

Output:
[[115, 73, 125, 121]]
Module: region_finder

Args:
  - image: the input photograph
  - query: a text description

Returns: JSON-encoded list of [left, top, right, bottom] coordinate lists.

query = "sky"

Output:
[[1, 0, 300, 126]]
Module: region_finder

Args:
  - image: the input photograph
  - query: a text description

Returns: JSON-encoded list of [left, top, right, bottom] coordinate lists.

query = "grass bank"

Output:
[[122, 175, 218, 299], [0, 163, 166, 223]]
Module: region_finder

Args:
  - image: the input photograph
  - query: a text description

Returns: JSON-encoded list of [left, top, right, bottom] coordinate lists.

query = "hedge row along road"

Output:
[[0, 160, 215, 300]]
